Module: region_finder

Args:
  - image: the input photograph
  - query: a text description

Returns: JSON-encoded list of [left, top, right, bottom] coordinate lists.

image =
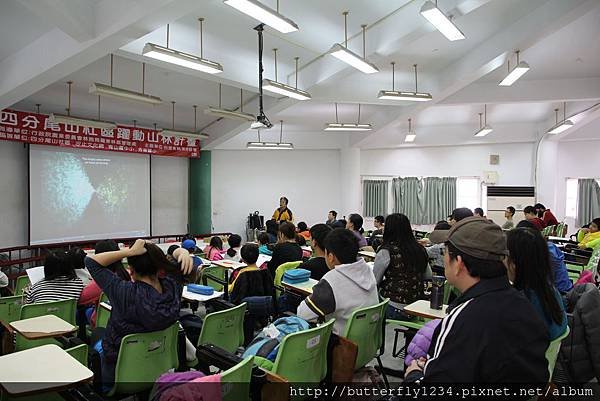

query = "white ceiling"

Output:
[[3, 0, 600, 150]]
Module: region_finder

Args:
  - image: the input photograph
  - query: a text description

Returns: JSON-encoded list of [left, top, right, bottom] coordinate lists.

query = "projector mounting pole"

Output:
[[255, 24, 265, 118]]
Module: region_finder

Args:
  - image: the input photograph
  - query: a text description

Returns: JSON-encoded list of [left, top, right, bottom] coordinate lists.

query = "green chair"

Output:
[[197, 302, 246, 353], [274, 261, 303, 296], [201, 265, 226, 291], [443, 280, 460, 305], [108, 323, 179, 396], [14, 275, 30, 295], [65, 343, 88, 367], [546, 326, 570, 380], [16, 299, 78, 351], [266, 319, 335, 383], [344, 299, 389, 385], [95, 292, 111, 329], [221, 356, 254, 401], [0, 295, 24, 327]]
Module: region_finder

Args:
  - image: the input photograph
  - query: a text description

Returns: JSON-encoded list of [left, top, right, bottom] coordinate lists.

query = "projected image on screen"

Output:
[[30, 145, 150, 245]]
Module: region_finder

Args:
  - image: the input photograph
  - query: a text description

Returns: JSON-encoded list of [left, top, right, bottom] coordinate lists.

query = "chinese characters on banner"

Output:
[[0, 109, 201, 158]]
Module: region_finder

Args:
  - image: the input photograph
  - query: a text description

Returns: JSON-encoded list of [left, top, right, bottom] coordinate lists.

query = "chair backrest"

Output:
[[201, 265, 226, 291], [20, 298, 77, 324], [442, 281, 459, 305], [273, 261, 302, 289], [584, 246, 600, 271], [197, 302, 246, 353], [221, 356, 254, 401], [546, 326, 570, 380], [0, 295, 24, 326], [271, 319, 335, 382], [95, 292, 111, 329], [109, 323, 179, 396], [65, 343, 88, 367], [343, 299, 388, 369], [14, 275, 30, 295]]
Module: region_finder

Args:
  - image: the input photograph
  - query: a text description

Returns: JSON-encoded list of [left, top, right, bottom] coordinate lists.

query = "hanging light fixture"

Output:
[[143, 20, 223, 74], [90, 54, 162, 105], [247, 119, 294, 149], [377, 63, 432, 102], [328, 13, 379, 74], [404, 118, 416, 142], [49, 81, 117, 129], [498, 50, 530, 86], [161, 101, 209, 139], [324, 103, 372, 131], [262, 52, 311, 100], [205, 84, 255, 121], [547, 102, 574, 134], [224, 0, 298, 33], [420, 0, 465, 41], [474, 104, 493, 137]]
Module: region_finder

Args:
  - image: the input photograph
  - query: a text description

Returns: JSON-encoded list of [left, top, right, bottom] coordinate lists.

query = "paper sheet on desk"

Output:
[[182, 286, 224, 302], [26, 266, 92, 286], [256, 254, 272, 267]]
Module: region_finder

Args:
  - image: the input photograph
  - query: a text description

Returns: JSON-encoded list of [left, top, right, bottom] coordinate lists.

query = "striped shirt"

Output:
[[24, 276, 84, 304]]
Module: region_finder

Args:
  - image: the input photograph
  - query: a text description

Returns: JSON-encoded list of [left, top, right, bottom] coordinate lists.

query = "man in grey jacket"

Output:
[[297, 228, 379, 335]]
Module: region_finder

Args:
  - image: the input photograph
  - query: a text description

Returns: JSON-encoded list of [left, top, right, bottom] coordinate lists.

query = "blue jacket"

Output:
[[547, 242, 574, 294], [524, 287, 568, 341], [85, 257, 182, 364]]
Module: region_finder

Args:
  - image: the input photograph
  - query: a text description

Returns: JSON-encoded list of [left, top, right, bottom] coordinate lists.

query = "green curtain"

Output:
[[577, 179, 600, 227], [392, 177, 424, 224], [363, 180, 388, 217], [423, 177, 457, 224]]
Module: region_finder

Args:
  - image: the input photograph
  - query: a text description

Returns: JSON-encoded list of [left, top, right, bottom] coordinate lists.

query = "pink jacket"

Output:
[[203, 246, 224, 261]]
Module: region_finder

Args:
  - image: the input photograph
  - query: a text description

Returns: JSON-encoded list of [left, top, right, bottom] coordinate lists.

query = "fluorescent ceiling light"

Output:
[[224, 0, 298, 33], [404, 133, 416, 142], [161, 129, 209, 139], [547, 120, 574, 134], [143, 43, 223, 74], [420, 1, 465, 41], [49, 114, 116, 130], [204, 106, 255, 122], [474, 126, 493, 137], [246, 141, 294, 149], [328, 43, 379, 74], [377, 90, 432, 102], [324, 123, 372, 132], [262, 79, 311, 100], [89, 83, 162, 105], [498, 61, 530, 86]]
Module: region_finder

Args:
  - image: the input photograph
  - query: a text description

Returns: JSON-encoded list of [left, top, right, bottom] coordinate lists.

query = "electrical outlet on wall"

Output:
[[490, 154, 500, 165]]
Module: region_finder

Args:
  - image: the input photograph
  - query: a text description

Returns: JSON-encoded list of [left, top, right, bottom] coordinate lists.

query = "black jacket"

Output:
[[559, 283, 600, 382], [229, 268, 275, 306], [267, 242, 303, 277], [405, 275, 549, 383]]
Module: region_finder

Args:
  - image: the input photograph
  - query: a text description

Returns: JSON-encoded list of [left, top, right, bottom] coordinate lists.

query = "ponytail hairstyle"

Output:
[[227, 234, 242, 257], [127, 242, 174, 278], [209, 236, 223, 250]]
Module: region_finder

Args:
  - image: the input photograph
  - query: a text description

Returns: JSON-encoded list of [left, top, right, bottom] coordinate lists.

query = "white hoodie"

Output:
[[297, 258, 379, 334]]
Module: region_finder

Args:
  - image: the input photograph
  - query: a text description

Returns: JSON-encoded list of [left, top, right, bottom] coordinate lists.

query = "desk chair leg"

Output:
[[376, 356, 390, 388]]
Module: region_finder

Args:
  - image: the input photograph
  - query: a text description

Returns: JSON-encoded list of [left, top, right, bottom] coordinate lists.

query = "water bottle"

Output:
[[430, 275, 445, 310]]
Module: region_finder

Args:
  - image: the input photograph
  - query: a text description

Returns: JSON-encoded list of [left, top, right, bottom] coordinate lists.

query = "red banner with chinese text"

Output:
[[0, 109, 200, 158]]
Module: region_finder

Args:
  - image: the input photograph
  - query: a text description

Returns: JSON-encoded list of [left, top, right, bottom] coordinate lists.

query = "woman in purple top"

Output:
[[346, 213, 368, 248]]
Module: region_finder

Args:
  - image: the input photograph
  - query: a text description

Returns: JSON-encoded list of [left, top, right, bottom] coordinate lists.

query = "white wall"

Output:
[[0, 141, 28, 248], [151, 155, 189, 235], [211, 150, 342, 237]]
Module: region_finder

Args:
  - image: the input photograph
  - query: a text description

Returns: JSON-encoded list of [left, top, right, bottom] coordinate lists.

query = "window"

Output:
[[456, 177, 480, 211], [565, 178, 578, 219]]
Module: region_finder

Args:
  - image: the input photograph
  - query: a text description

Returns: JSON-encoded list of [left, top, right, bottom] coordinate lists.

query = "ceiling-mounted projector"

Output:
[[251, 113, 272, 129]]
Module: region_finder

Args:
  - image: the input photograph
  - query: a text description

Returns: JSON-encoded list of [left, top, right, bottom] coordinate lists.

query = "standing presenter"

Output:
[[272, 196, 293, 223]]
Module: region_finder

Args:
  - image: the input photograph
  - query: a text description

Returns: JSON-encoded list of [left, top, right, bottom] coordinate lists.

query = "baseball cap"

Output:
[[441, 216, 508, 261], [181, 239, 196, 251]]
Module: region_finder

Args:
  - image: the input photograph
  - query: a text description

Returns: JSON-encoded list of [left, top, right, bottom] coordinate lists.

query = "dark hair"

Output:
[[590, 218, 600, 229], [127, 243, 172, 277], [348, 213, 364, 232], [68, 248, 86, 270], [506, 206, 515, 216], [95, 239, 131, 281], [296, 234, 307, 246], [209, 236, 223, 250], [474, 208, 484, 217], [374, 215, 385, 224], [182, 234, 195, 242], [446, 242, 506, 279], [227, 234, 242, 257], [451, 208, 473, 222], [279, 222, 296, 240], [258, 233, 270, 245], [297, 222, 308, 232], [516, 220, 535, 229], [329, 210, 338, 218], [266, 219, 279, 236], [240, 243, 259, 265], [310, 224, 333, 250], [280, 196, 289, 205], [167, 244, 180, 256], [534, 203, 546, 210], [336, 219, 347, 228], [506, 228, 563, 326], [523, 206, 536, 215], [382, 213, 428, 275], [44, 251, 76, 281], [434, 220, 451, 230], [324, 228, 359, 265]]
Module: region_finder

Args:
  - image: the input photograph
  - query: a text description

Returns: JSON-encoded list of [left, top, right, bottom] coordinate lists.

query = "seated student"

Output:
[[577, 217, 600, 250], [326, 210, 338, 227], [535, 203, 559, 227], [425, 221, 451, 274], [265, 219, 279, 244], [203, 236, 224, 261], [0, 270, 10, 297], [297, 228, 379, 334], [474, 208, 485, 218], [346, 213, 368, 248], [68, 248, 93, 285], [86, 240, 194, 391], [181, 234, 201, 253], [506, 227, 568, 340], [257, 233, 273, 256], [24, 251, 85, 304], [295, 235, 312, 259], [228, 244, 263, 295], [448, 207, 473, 226], [404, 217, 549, 383], [373, 213, 429, 320], [297, 222, 311, 240], [502, 206, 516, 230], [368, 215, 385, 247], [224, 234, 243, 262], [517, 220, 573, 294], [523, 205, 546, 231], [267, 222, 303, 277], [297, 224, 333, 280]]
